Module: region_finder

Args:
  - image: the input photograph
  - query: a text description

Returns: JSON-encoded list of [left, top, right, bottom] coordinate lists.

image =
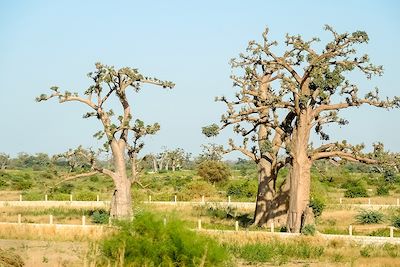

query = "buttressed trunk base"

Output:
[[287, 158, 313, 233], [254, 161, 289, 227], [110, 178, 132, 219]]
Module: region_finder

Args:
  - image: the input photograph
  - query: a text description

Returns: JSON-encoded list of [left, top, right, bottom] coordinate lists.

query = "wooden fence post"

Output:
[[235, 221, 239, 231], [45, 194, 48, 201], [349, 225, 353, 236], [270, 221, 275, 233], [82, 216, 86, 226], [70, 194, 73, 201], [390, 227, 394, 238], [198, 219, 202, 230], [49, 215, 53, 224], [18, 214, 21, 224]]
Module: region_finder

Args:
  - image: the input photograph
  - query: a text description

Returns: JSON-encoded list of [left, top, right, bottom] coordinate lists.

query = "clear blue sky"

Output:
[[0, 1, 399, 159]]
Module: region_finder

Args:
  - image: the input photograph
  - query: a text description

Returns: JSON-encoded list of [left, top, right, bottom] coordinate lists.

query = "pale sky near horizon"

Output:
[[0, 1, 399, 159]]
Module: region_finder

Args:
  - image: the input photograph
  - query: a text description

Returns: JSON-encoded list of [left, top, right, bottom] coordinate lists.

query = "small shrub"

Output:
[[360, 246, 371, 257], [91, 210, 109, 224], [12, 178, 33, 190], [226, 179, 257, 200], [199, 204, 236, 220], [309, 198, 325, 218], [384, 169, 399, 184], [301, 224, 316, 236], [197, 160, 231, 183], [55, 183, 74, 194], [49, 193, 70, 201], [331, 253, 344, 262], [376, 184, 389, 196], [355, 209, 384, 224], [343, 179, 368, 198], [391, 215, 400, 228], [75, 191, 97, 201]]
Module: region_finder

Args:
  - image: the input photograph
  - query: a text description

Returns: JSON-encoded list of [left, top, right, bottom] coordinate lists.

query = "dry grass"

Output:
[[0, 223, 113, 241], [0, 191, 21, 201]]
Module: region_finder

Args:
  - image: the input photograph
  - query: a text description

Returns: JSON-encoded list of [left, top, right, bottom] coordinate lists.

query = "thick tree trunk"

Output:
[[286, 112, 313, 233], [109, 141, 133, 219], [110, 178, 132, 219], [253, 160, 289, 227], [286, 157, 312, 232]]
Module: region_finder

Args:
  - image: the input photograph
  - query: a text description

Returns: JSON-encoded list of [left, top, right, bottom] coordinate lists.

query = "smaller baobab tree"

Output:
[[202, 37, 294, 226], [37, 63, 174, 219]]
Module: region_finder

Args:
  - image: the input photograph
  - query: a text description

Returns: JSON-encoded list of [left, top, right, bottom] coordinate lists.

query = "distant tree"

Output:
[[197, 143, 225, 162], [0, 153, 10, 169], [166, 148, 190, 171], [37, 63, 174, 219]]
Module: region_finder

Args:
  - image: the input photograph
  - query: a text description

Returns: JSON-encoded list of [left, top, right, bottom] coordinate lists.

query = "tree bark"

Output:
[[286, 112, 313, 233], [109, 140, 132, 219], [110, 177, 132, 219], [254, 159, 289, 227]]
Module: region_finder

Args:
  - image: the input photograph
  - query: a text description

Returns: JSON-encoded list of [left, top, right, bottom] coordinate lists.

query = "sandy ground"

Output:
[[0, 239, 86, 267]]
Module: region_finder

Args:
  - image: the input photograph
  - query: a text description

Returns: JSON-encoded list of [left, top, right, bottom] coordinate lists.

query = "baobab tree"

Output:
[[206, 26, 399, 232], [0, 153, 10, 169], [37, 63, 174, 218], [243, 26, 399, 232], [202, 50, 294, 226]]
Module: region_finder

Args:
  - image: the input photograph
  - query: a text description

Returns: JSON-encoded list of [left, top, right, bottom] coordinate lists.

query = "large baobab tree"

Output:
[[37, 63, 174, 218], [248, 26, 400, 232]]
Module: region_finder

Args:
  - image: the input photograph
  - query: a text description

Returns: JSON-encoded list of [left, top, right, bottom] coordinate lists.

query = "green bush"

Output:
[[343, 179, 368, 198], [301, 224, 316, 236], [91, 210, 109, 224], [355, 210, 384, 224], [98, 211, 229, 266], [197, 160, 231, 183], [309, 198, 325, 218], [384, 169, 399, 184], [179, 180, 217, 200], [21, 192, 43, 201], [197, 204, 236, 220], [226, 179, 257, 200], [49, 193, 70, 201], [392, 215, 400, 228], [376, 184, 389, 196], [75, 191, 97, 201], [230, 240, 324, 264], [12, 178, 33, 190], [55, 183, 75, 194]]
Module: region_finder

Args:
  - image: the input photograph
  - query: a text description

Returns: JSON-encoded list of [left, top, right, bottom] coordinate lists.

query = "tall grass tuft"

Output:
[[97, 211, 230, 266]]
